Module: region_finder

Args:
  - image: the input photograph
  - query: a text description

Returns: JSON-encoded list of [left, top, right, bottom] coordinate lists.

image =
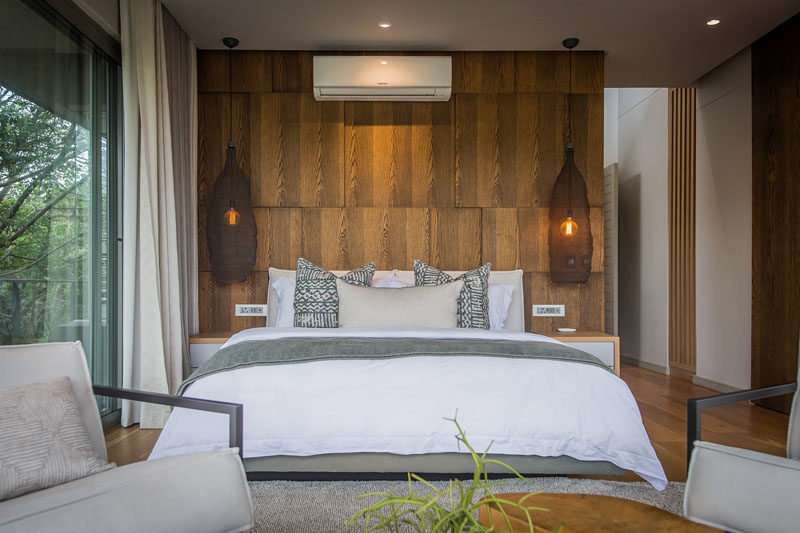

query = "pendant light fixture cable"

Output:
[[222, 36, 239, 145], [567, 46, 572, 145], [222, 37, 240, 224], [562, 37, 579, 228], [567, 43, 573, 214], [228, 41, 233, 214], [228, 44, 232, 143]]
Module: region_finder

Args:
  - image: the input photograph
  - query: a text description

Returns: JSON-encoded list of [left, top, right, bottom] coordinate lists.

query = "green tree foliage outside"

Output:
[[0, 84, 91, 344]]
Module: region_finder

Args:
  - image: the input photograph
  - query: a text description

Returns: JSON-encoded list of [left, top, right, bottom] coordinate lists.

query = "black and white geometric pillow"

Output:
[[293, 258, 375, 328], [413, 260, 491, 329]]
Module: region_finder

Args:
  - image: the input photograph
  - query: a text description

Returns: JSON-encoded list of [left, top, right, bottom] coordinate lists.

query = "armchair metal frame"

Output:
[[93, 385, 244, 459], [686, 382, 797, 471]]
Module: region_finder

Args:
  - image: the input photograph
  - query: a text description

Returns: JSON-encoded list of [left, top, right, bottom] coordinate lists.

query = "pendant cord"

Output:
[[221, 36, 240, 223], [568, 169, 572, 214], [228, 44, 234, 211], [567, 47, 572, 213], [228, 46, 233, 144], [567, 49, 572, 145]]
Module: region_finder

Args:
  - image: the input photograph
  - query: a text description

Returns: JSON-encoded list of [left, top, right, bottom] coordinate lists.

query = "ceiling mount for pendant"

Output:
[[562, 37, 579, 50]]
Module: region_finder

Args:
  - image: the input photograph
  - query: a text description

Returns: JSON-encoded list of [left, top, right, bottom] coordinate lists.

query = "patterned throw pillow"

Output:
[[293, 258, 375, 328], [413, 260, 491, 329], [0, 376, 115, 501]]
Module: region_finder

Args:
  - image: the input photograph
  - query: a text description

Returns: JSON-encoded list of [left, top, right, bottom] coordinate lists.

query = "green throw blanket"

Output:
[[179, 337, 612, 395]]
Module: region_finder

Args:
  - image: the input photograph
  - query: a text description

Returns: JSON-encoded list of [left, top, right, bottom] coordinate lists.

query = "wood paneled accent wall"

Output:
[[197, 51, 604, 333], [668, 88, 696, 379], [752, 13, 800, 414]]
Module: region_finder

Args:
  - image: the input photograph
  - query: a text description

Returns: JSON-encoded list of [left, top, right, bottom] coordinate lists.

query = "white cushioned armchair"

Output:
[[684, 339, 800, 533], [0, 342, 253, 533]]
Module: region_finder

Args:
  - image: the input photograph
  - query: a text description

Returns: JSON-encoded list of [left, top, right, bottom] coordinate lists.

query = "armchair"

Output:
[[0, 342, 253, 533], [684, 340, 800, 533]]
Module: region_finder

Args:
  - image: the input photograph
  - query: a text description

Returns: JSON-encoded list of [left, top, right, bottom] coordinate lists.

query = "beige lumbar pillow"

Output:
[[0, 376, 115, 501], [336, 278, 464, 328]]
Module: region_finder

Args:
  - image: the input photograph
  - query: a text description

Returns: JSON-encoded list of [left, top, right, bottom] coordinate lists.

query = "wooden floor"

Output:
[[105, 424, 161, 465], [105, 362, 790, 482]]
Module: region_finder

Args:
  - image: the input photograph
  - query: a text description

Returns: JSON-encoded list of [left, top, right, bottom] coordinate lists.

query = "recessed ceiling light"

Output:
[[380, 60, 388, 65], [378, 21, 391, 29], [706, 19, 720, 26]]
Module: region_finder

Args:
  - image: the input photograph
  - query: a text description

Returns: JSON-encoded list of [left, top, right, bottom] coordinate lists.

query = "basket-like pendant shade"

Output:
[[549, 149, 593, 283], [207, 145, 257, 283]]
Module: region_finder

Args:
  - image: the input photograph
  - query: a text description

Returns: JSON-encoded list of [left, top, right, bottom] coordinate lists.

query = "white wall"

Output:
[[616, 88, 670, 372], [694, 48, 752, 390], [604, 88, 619, 168], [607, 53, 753, 383], [72, 0, 120, 40]]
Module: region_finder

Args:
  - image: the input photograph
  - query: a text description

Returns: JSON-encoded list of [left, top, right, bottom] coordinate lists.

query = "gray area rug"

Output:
[[249, 477, 685, 532]]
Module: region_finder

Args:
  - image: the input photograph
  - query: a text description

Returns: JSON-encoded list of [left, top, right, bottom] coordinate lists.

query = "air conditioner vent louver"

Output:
[[313, 56, 452, 102]]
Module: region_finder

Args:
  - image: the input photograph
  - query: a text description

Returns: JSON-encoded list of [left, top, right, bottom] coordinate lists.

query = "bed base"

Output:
[[243, 452, 624, 482]]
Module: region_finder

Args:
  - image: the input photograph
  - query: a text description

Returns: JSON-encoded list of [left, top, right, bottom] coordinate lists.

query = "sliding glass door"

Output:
[[0, 0, 120, 416]]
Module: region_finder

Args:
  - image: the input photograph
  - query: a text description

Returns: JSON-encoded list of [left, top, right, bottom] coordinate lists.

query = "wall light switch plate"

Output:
[[532, 304, 565, 317], [235, 304, 267, 317]]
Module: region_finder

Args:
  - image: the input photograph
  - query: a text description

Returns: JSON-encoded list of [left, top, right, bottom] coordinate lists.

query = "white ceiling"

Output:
[[162, 0, 800, 87]]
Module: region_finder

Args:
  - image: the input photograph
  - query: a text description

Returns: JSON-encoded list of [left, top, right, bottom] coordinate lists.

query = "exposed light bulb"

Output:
[[224, 203, 240, 226], [560, 216, 578, 237]]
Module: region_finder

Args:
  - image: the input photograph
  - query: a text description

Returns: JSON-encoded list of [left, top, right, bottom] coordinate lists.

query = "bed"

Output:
[[150, 268, 667, 490]]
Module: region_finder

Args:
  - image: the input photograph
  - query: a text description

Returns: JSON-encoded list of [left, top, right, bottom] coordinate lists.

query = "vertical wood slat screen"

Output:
[[668, 87, 696, 377], [603, 164, 618, 335]]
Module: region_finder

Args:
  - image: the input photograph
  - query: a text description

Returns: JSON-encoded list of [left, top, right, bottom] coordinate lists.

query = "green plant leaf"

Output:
[[347, 415, 555, 533]]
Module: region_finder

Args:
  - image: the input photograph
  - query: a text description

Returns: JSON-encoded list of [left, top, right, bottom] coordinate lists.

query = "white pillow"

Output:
[[271, 274, 424, 325], [270, 276, 296, 327], [372, 273, 413, 288], [273, 276, 514, 329], [391, 271, 415, 284], [488, 284, 515, 330], [336, 279, 463, 329]]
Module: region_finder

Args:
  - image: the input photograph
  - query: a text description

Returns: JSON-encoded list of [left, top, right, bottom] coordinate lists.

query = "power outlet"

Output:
[[235, 304, 267, 317], [532, 304, 565, 317]]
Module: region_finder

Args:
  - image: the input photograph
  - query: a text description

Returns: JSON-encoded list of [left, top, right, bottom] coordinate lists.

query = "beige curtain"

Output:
[[120, 0, 197, 428], [163, 6, 199, 362]]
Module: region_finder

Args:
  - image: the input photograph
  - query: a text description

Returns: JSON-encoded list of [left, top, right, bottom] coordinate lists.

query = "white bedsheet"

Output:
[[150, 327, 667, 489]]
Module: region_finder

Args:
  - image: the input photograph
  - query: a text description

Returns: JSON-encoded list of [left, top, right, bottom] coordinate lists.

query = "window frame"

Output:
[[2, 0, 124, 423]]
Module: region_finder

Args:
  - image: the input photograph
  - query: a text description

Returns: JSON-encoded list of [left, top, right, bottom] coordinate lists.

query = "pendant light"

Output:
[[560, 37, 579, 238], [548, 37, 593, 284], [206, 37, 257, 284], [222, 37, 241, 226]]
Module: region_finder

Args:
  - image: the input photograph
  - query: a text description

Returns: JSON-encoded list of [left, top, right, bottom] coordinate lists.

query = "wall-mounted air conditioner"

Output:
[[313, 56, 452, 101]]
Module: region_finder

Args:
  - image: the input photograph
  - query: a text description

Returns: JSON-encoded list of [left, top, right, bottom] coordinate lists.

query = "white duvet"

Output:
[[150, 327, 667, 489]]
